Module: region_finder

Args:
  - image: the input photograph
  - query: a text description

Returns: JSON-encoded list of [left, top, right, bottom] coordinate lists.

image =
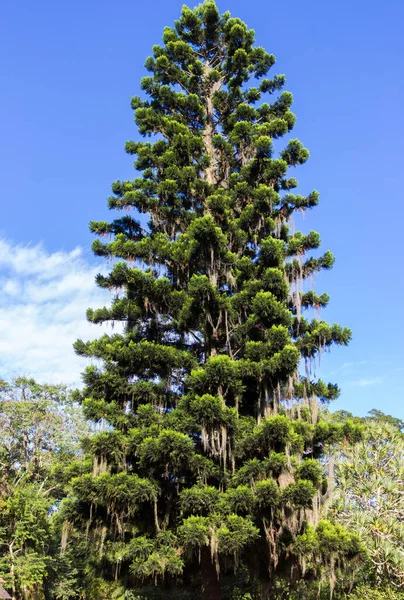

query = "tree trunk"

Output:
[[201, 546, 221, 600], [9, 543, 16, 600]]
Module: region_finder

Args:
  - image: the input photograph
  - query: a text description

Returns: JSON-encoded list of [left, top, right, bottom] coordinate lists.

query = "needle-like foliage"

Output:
[[66, 3, 361, 598]]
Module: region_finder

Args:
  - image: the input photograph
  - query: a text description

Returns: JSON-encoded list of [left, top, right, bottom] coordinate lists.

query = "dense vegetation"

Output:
[[0, 379, 402, 599], [0, 2, 401, 600], [332, 411, 404, 588], [0, 378, 88, 600], [69, 1, 361, 598]]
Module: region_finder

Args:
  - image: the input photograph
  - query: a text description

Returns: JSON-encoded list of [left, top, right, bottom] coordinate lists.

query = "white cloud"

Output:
[[339, 361, 370, 370], [0, 240, 119, 386], [349, 378, 383, 388], [323, 360, 371, 378], [3, 279, 21, 296]]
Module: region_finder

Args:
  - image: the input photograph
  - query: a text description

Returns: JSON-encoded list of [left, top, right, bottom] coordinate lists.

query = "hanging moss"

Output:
[[66, 2, 358, 598]]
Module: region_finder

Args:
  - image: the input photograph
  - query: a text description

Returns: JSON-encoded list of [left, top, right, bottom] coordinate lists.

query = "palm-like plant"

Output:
[[332, 418, 404, 587]]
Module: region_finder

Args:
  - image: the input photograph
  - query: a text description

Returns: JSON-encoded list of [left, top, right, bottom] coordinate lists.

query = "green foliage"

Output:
[[66, 2, 356, 598], [281, 480, 315, 508], [216, 515, 259, 556], [130, 533, 184, 581], [0, 377, 89, 600], [348, 586, 404, 600], [332, 415, 404, 587], [296, 459, 323, 488]]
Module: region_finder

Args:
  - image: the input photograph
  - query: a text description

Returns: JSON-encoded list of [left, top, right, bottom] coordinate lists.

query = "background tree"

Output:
[[346, 587, 404, 600], [68, 2, 361, 598], [331, 411, 404, 589], [0, 377, 88, 600]]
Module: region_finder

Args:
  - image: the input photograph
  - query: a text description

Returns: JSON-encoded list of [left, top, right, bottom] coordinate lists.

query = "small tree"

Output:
[[332, 413, 404, 588], [69, 2, 360, 598], [0, 378, 88, 600]]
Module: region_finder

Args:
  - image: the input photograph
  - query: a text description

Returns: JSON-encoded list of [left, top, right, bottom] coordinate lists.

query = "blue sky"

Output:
[[0, 0, 403, 416]]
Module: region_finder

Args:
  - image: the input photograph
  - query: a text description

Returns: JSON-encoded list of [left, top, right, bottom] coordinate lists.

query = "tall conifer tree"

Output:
[[68, 2, 362, 598]]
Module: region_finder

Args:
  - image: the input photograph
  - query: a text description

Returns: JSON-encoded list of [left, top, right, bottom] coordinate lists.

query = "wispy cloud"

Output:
[[348, 378, 383, 388], [0, 240, 117, 385], [324, 360, 371, 378], [340, 361, 370, 370], [0, 240, 392, 395]]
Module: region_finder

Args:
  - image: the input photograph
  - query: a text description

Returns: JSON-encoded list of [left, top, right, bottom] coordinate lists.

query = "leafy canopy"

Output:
[[68, 2, 357, 598]]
